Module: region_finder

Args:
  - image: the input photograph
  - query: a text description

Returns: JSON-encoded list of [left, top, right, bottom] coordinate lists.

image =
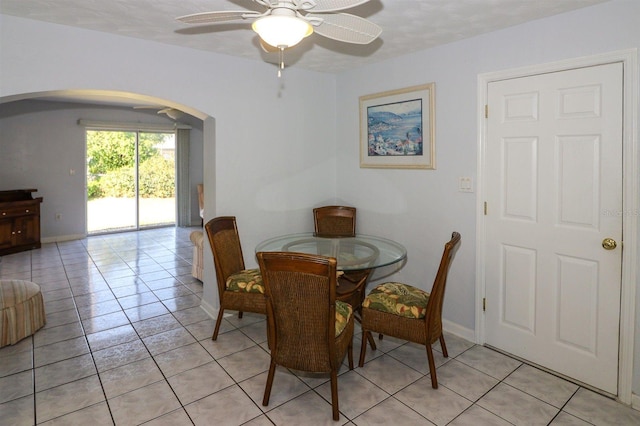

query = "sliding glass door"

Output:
[[86, 129, 176, 234]]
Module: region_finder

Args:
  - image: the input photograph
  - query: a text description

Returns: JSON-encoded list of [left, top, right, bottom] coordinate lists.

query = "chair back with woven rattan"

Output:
[[205, 216, 246, 297], [425, 232, 461, 344], [257, 251, 339, 372], [257, 251, 354, 420], [313, 205, 356, 237]]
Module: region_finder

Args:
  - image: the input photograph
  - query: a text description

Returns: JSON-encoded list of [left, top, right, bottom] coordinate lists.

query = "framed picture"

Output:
[[360, 83, 435, 169]]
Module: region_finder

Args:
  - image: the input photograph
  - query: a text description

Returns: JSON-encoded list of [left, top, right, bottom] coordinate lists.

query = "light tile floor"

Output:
[[1, 227, 639, 425]]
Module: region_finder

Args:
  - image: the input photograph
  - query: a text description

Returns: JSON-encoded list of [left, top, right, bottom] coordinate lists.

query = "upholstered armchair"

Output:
[[190, 229, 204, 281], [189, 183, 206, 281]]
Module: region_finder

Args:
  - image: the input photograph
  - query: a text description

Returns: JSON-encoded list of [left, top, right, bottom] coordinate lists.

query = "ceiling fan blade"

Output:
[[176, 10, 262, 25], [158, 108, 184, 120], [309, 13, 381, 44], [310, 0, 372, 13]]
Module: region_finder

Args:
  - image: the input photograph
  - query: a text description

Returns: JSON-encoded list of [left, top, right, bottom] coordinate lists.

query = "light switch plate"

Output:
[[459, 176, 473, 192]]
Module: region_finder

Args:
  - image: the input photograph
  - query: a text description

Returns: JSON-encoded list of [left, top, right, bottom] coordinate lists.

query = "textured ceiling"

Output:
[[1, 0, 608, 73]]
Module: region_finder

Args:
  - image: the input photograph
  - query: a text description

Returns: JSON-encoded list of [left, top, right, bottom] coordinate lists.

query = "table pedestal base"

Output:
[[337, 270, 376, 350]]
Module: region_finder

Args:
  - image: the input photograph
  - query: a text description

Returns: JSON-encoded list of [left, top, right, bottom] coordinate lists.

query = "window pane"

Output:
[[138, 132, 176, 228], [86, 130, 137, 233]]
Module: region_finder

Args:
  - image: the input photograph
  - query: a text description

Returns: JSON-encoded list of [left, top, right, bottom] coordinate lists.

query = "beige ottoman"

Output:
[[190, 230, 204, 281], [0, 280, 46, 347]]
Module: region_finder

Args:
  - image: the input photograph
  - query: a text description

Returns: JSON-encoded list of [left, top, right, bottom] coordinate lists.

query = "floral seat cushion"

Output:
[[362, 282, 429, 319], [225, 269, 264, 294], [335, 301, 353, 337]]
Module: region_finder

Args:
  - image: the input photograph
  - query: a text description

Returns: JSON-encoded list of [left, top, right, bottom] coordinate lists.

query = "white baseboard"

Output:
[[199, 300, 239, 329], [199, 299, 218, 320], [632, 392, 640, 412], [443, 319, 476, 343], [41, 234, 86, 244]]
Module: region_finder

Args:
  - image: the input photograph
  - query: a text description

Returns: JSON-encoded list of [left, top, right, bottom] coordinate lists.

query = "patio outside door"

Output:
[[483, 62, 623, 394], [86, 129, 176, 234]]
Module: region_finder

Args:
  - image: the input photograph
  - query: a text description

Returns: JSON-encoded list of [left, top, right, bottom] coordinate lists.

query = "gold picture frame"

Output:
[[360, 83, 435, 169]]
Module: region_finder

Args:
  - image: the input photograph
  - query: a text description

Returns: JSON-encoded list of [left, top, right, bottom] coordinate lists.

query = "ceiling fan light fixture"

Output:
[[252, 15, 313, 48]]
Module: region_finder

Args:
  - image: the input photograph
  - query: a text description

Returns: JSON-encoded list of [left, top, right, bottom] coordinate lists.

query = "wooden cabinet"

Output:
[[0, 189, 43, 256]]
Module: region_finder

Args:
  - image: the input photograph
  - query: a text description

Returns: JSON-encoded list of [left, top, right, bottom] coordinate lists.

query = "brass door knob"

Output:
[[602, 238, 617, 250]]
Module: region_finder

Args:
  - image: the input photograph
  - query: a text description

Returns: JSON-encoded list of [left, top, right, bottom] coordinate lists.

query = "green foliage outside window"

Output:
[[87, 130, 175, 199], [140, 156, 175, 198]]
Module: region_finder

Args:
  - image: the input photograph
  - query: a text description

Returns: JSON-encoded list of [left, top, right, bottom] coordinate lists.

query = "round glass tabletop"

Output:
[[255, 233, 407, 271]]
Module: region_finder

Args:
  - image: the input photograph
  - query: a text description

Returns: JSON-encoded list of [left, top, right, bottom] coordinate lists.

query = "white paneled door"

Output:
[[484, 63, 623, 394]]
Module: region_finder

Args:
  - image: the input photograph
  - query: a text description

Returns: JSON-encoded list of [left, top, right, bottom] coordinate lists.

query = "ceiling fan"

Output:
[[133, 106, 184, 120], [176, 0, 382, 75]]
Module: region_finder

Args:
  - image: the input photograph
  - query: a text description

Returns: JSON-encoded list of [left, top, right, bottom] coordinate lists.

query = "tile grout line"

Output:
[[32, 232, 197, 424], [92, 231, 199, 425], [5, 227, 638, 425]]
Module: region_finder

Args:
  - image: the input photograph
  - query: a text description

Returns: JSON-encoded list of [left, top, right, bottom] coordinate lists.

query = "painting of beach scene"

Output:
[[367, 99, 423, 157], [360, 83, 435, 169]]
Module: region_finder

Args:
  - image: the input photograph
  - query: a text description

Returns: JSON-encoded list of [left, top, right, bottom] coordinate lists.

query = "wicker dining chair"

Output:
[[257, 251, 354, 421], [313, 205, 356, 238], [205, 216, 266, 341], [358, 232, 461, 389]]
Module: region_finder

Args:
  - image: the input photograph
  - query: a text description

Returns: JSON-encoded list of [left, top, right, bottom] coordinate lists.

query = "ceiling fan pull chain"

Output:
[[278, 46, 285, 78]]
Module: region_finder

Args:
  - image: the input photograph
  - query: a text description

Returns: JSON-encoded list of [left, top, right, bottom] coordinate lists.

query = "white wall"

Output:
[[335, 0, 640, 394], [2, 0, 640, 398]]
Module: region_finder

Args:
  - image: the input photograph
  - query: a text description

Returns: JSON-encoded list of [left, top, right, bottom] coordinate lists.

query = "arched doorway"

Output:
[[1, 89, 221, 313], [0, 89, 209, 238]]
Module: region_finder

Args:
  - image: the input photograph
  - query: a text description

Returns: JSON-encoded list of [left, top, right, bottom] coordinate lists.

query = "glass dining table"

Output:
[[256, 232, 407, 350], [255, 233, 407, 272]]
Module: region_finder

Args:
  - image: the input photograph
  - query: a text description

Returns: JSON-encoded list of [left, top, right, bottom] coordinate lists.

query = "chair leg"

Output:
[[358, 330, 369, 367], [262, 360, 277, 406], [238, 311, 243, 319], [439, 334, 449, 358], [347, 340, 354, 370], [211, 308, 225, 340], [330, 370, 340, 421], [353, 312, 376, 350], [426, 343, 438, 389], [366, 331, 377, 350]]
